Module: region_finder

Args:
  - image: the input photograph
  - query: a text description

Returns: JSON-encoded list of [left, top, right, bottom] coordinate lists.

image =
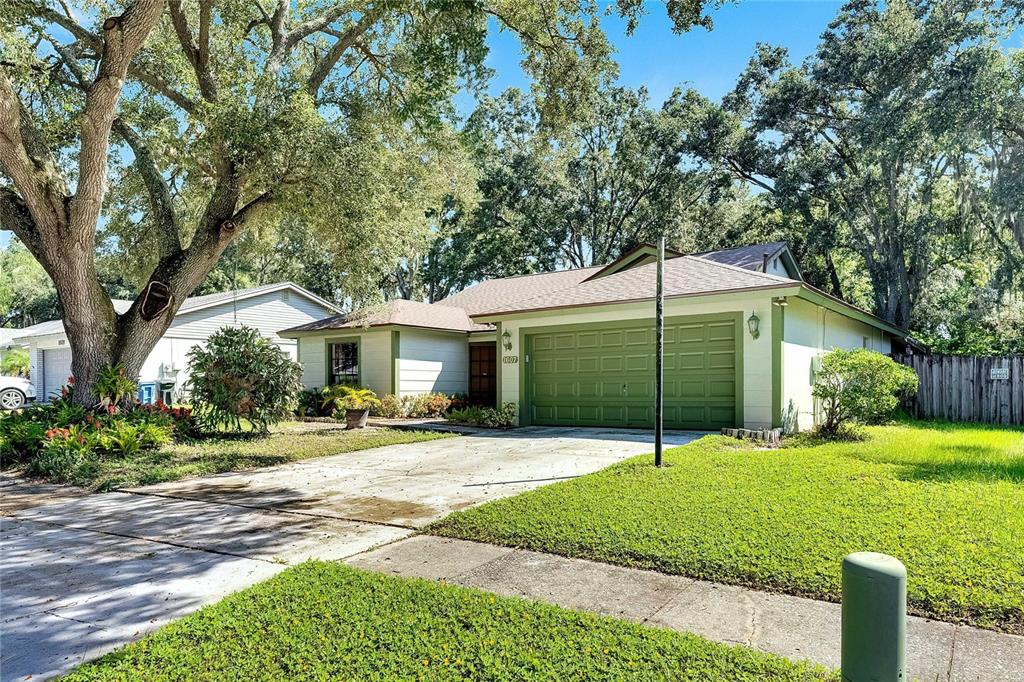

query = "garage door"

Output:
[[527, 316, 739, 429], [43, 347, 73, 398]]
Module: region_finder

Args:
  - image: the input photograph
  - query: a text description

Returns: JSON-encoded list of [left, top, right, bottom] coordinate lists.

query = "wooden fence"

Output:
[[892, 354, 1024, 425]]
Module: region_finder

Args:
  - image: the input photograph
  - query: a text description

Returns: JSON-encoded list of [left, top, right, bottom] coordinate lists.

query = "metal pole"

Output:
[[655, 236, 664, 467]]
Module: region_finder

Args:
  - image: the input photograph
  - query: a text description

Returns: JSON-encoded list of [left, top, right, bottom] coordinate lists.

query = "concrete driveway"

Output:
[[1, 426, 699, 680]]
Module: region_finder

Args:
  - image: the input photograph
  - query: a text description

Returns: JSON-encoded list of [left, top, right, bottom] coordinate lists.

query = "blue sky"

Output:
[[472, 0, 844, 109]]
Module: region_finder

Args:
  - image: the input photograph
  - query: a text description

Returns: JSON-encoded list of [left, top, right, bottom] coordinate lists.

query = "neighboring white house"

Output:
[[14, 282, 338, 402], [0, 328, 22, 351], [282, 242, 922, 432]]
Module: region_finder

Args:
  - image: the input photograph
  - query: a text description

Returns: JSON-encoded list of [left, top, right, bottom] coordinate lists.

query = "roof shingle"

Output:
[[470, 256, 796, 316], [694, 242, 788, 271], [283, 299, 481, 333], [435, 267, 601, 315]]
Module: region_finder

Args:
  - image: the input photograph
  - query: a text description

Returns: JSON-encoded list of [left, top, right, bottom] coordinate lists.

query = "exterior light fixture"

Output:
[[747, 312, 761, 339], [501, 329, 513, 351]]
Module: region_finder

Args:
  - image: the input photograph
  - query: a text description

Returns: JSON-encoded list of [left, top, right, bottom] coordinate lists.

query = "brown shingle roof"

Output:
[[470, 256, 796, 317], [283, 298, 479, 333], [285, 244, 806, 334], [694, 242, 788, 272], [435, 267, 601, 315]]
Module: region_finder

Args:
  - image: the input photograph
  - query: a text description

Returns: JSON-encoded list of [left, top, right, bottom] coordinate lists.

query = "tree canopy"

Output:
[[0, 0, 721, 400]]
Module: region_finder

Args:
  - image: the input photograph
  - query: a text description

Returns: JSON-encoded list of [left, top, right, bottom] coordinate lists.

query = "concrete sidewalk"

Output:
[[347, 535, 1024, 682]]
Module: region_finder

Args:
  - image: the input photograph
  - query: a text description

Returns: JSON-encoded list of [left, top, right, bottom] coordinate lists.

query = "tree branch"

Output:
[[167, 0, 218, 100], [283, 4, 355, 50], [232, 190, 275, 225], [307, 7, 383, 95], [0, 72, 68, 239], [111, 118, 182, 257], [68, 0, 165, 243], [16, 0, 197, 113], [0, 187, 48, 263], [130, 65, 200, 112]]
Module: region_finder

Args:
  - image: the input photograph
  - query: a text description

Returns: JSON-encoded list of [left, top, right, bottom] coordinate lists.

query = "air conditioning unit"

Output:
[[158, 363, 181, 381]]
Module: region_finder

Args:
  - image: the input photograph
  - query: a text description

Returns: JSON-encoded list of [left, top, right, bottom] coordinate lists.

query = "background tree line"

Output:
[[1, 0, 1021, 371]]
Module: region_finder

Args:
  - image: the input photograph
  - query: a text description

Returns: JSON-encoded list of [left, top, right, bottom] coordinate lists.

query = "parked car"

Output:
[[0, 376, 36, 410]]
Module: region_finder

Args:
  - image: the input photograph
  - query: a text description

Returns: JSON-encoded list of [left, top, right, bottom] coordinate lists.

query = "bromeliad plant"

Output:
[[1, 362, 193, 478], [337, 388, 381, 413], [94, 364, 139, 412], [321, 385, 381, 416]]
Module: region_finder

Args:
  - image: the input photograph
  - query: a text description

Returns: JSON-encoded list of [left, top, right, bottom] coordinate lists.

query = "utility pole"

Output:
[[655, 235, 665, 467]]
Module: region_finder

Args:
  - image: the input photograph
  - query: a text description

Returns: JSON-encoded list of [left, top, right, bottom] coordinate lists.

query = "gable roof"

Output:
[[583, 243, 685, 281], [173, 282, 339, 316], [1, 327, 24, 349], [471, 256, 797, 317], [282, 298, 480, 334], [695, 242, 803, 280], [13, 282, 338, 343], [435, 266, 601, 316], [278, 241, 907, 340]]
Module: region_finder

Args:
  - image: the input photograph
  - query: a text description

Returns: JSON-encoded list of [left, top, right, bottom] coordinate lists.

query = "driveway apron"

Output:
[[1, 427, 699, 680]]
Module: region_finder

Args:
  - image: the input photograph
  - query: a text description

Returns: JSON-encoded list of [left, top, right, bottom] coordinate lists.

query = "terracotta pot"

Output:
[[345, 408, 370, 429]]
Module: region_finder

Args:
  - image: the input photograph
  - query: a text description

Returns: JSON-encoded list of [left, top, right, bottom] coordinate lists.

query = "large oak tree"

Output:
[[0, 0, 721, 403], [698, 0, 1021, 328]]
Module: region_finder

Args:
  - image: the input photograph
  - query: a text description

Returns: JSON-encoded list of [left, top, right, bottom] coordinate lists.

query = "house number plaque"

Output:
[[502, 356, 519, 365]]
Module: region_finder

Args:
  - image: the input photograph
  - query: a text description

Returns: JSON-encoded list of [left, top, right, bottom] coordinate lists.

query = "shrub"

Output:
[[415, 392, 452, 417], [372, 392, 454, 419], [295, 389, 325, 417], [812, 348, 919, 437], [1, 348, 29, 377], [0, 418, 46, 465], [0, 394, 186, 479], [128, 401, 195, 436], [448, 406, 484, 425], [376, 394, 403, 418], [448, 402, 518, 428], [96, 420, 145, 458], [187, 326, 302, 433]]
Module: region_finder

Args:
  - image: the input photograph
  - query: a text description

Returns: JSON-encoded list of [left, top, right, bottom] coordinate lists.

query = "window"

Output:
[[329, 342, 359, 385]]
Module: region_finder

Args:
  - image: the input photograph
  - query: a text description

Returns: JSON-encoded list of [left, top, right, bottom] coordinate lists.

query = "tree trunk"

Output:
[[48, 190, 242, 405]]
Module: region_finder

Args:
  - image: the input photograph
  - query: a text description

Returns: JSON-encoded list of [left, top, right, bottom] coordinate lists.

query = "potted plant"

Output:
[[332, 387, 381, 429]]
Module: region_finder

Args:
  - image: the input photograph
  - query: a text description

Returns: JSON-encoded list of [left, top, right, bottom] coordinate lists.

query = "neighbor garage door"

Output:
[[43, 347, 73, 398], [527, 315, 739, 429]]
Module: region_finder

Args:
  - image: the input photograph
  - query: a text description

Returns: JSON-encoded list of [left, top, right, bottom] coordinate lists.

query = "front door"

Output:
[[469, 343, 497, 406]]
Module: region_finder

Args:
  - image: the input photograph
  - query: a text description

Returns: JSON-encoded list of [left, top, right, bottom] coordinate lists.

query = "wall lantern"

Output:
[[747, 312, 761, 339], [501, 329, 513, 351]]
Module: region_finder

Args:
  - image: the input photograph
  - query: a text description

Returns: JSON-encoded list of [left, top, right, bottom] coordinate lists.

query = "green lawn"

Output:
[[430, 422, 1024, 634], [74, 424, 452, 491], [66, 561, 833, 681]]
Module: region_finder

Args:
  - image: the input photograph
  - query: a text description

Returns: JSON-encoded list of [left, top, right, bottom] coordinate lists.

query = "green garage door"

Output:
[[527, 315, 739, 429]]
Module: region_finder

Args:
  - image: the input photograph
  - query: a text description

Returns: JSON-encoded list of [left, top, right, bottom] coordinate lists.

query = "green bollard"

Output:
[[841, 552, 906, 682]]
